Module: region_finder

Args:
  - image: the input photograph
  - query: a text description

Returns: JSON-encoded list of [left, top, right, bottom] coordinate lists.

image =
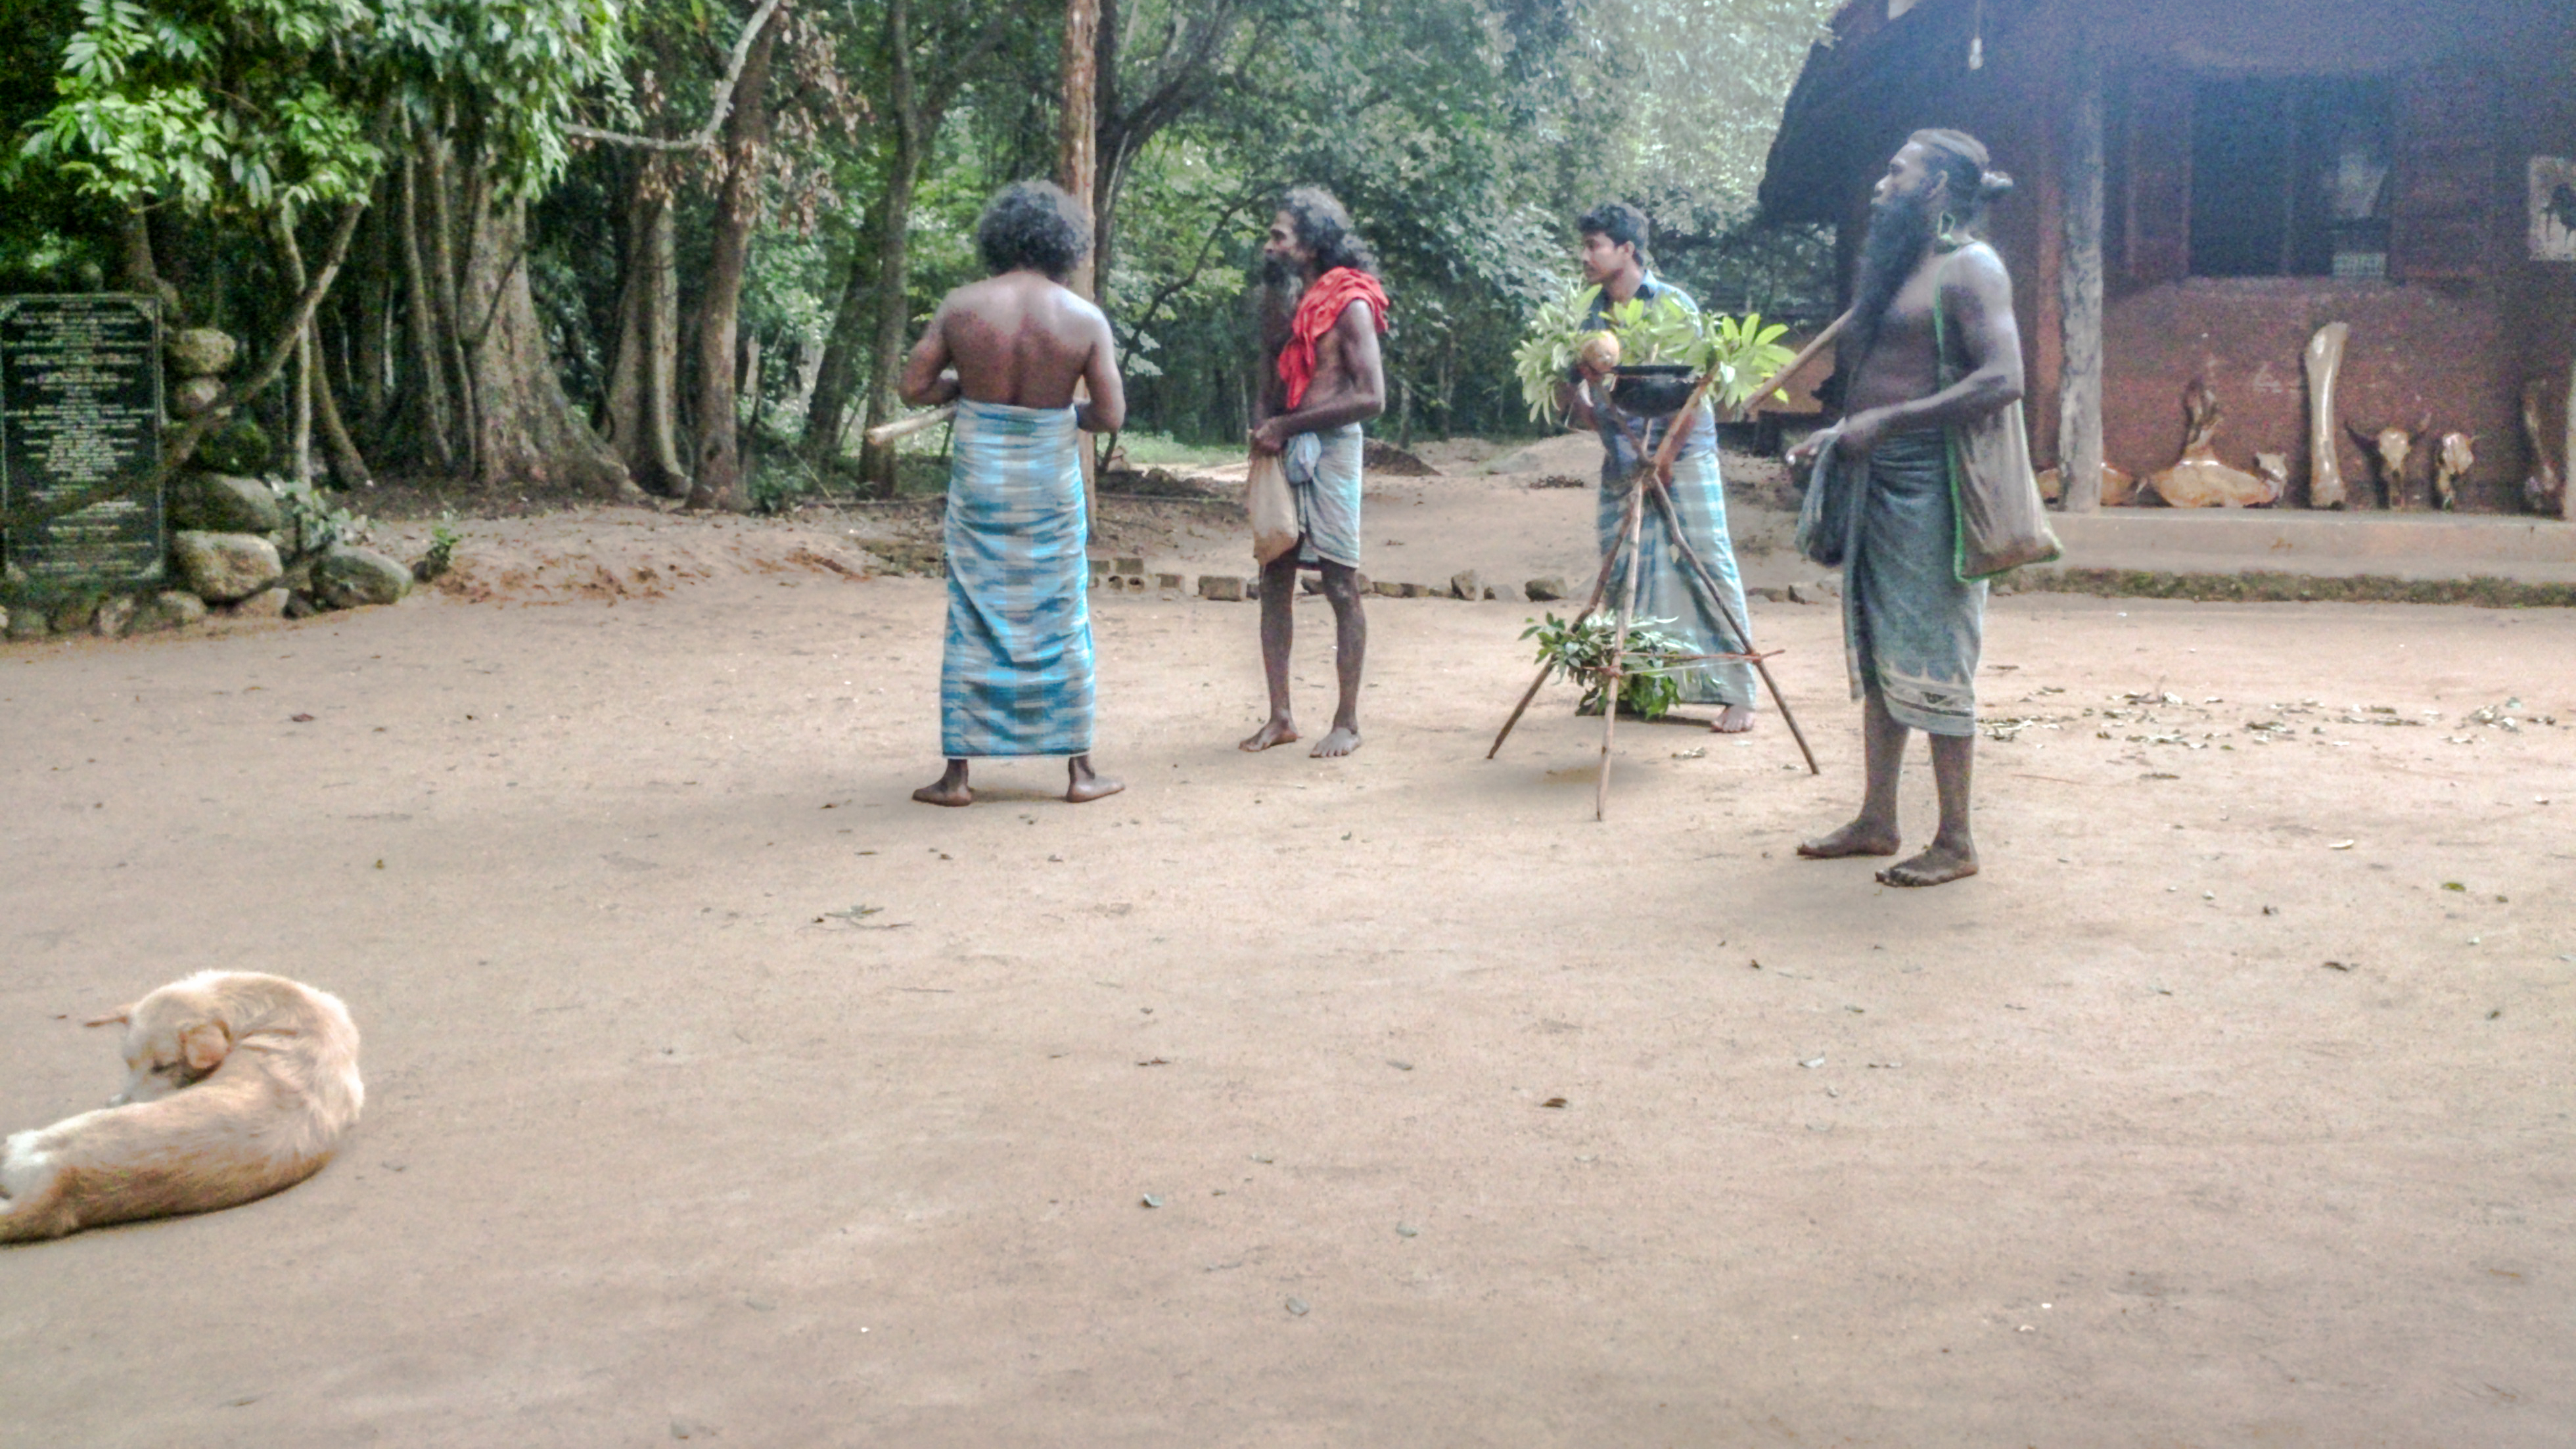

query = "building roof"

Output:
[[1759, 0, 1983, 225]]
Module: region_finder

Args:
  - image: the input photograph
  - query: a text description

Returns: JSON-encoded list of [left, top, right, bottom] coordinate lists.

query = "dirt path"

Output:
[[3, 468, 2572, 1446]]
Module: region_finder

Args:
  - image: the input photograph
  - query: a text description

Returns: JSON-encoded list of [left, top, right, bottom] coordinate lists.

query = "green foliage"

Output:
[[1512, 282, 1800, 423], [415, 523, 461, 580], [1510, 279, 1602, 423], [1521, 610, 1698, 721]]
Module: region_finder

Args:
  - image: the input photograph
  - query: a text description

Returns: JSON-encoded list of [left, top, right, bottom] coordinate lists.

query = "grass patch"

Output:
[[2012, 567, 2576, 609]]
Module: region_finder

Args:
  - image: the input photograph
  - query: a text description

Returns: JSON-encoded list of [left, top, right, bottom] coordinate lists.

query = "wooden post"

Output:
[[2564, 363, 2575, 522], [1060, 0, 1100, 516], [2056, 32, 2106, 512]]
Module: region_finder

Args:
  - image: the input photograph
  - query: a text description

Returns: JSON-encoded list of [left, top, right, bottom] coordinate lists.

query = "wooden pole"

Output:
[[1596, 482, 1647, 821], [2563, 362, 2575, 522], [2056, 32, 2106, 511], [1061, 0, 1101, 522]]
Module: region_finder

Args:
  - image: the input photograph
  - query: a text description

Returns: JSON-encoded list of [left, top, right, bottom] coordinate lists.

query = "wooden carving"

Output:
[[2347, 415, 2429, 510], [2146, 379, 2282, 507], [2431, 432, 2475, 512], [2036, 463, 2136, 505], [2521, 380, 2565, 517], [2304, 323, 2349, 508]]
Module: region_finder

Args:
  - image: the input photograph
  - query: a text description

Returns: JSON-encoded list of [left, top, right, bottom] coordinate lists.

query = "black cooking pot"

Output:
[[1608, 364, 1696, 416]]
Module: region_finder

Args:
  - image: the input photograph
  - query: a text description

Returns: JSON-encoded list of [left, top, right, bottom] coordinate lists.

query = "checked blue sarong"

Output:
[[1596, 402, 1759, 709], [938, 400, 1095, 759]]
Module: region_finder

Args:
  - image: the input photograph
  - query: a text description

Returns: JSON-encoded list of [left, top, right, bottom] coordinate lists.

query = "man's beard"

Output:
[[1843, 184, 1937, 371], [1256, 256, 1304, 354]]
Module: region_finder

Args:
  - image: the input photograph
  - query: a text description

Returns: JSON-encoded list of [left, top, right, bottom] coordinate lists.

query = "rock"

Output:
[[172, 530, 283, 603], [1399, 582, 1429, 598], [193, 415, 273, 474], [7, 607, 48, 641], [229, 587, 290, 618], [284, 591, 317, 620], [171, 376, 227, 418], [50, 597, 102, 634], [135, 590, 208, 633], [1526, 575, 1568, 602], [166, 328, 239, 379], [310, 545, 412, 609], [168, 472, 283, 534], [1785, 583, 1816, 605], [1449, 569, 1483, 601], [1198, 574, 1246, 602], [93, 595, 138, 637], [1752, 586, 1789, 603], [1489, 580, 1524, 603], [1373, 580, 1405, 597]]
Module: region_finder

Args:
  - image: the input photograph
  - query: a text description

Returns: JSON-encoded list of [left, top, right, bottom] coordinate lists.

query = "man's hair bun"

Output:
[[1977, 170, 2015, 202]]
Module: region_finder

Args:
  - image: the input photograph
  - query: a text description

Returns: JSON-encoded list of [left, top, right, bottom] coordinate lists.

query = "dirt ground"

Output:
[[3, 448, 2573, 1447]]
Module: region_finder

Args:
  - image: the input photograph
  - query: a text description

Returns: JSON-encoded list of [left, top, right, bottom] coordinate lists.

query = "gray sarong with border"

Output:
[[1843, 428, 1986, 737]]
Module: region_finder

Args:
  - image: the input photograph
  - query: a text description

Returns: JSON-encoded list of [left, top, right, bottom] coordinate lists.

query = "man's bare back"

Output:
[[900, 272, 1124, 430]]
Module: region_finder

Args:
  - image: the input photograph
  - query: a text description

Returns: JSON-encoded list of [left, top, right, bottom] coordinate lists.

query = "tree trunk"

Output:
[[603, 181, 693, 495], [801, 242, 875, 469], [352, 200, 393, 439], [683, 13, 779, 512], [458, 186, 636, 497], [398, 154, 459, 474], [2057, 35, 2106, 511], [858, 0, 926, 499], [277, 216, 373, 489], [424, 126, 480, 476]]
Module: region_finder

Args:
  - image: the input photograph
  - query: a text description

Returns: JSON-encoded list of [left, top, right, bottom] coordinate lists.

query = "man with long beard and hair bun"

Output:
[[1787, 128, 2023, 886], [1240, 187, 1389, 759]]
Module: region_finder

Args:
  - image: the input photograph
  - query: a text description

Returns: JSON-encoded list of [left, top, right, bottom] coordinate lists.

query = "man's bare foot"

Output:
[[912, 761, 972, 808], [1875, 842, 1979, 887], [1711, 703, 1757, 733], [1239, 716, 1300, 752], [1310, 725, 1362, 758], [1066, 756, 1125, 804], [1797, 819, 1900, 858]]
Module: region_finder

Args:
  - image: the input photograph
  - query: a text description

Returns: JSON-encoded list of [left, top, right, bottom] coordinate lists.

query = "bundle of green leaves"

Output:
[[1510, 278, 1799, 423], [1521, 610, 1699, 720]]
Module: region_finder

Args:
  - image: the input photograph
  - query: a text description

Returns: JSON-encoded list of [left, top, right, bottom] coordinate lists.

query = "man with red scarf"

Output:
[[1241, 187, 1389, 759]]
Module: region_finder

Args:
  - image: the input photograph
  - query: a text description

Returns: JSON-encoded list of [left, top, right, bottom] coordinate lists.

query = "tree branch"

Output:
[[565, 0, 788, 152], [0, 200, 369, 534]]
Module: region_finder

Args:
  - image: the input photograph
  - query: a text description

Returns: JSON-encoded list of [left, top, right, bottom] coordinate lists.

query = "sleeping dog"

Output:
[[1, 972, 363, 1243]]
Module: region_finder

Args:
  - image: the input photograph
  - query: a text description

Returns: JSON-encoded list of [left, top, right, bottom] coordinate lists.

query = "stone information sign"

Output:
[[0, 293, 165, 586]]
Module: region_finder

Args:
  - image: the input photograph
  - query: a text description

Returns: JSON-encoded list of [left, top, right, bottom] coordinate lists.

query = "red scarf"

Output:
[[1277, 267, 1391, 409]]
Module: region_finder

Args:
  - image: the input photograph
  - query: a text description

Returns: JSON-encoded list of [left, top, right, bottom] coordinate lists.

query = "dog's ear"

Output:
[[83, 1006, 134, 1028], [179, 1020, 231, 1074]]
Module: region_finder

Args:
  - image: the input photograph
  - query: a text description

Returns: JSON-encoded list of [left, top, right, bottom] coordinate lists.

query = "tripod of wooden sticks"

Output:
[[1488, 317, 1847, 819]]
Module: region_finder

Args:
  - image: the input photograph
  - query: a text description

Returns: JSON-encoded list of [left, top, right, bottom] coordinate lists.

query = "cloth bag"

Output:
[[1246, 451, 1299, 566], [1932, 242, 2061, 580], [1795, 449, 1857, 570]]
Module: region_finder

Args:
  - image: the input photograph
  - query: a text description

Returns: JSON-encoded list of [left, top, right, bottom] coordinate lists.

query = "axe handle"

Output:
[[863, 404, 957, 447]]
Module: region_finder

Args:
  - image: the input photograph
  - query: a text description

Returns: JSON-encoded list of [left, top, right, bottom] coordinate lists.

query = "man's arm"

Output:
[[1251, 301, 1385, 451], [1074, 305, 1125, 434], [1826, 246, 2023, 456], [897, 300, 960, 408]]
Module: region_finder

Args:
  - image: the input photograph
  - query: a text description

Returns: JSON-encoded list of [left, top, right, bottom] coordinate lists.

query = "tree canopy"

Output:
[[3, 0, 1840, 503]]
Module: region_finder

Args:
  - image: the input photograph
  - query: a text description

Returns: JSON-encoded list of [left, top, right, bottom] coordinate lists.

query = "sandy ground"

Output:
[[3, 449, 2573, 1447]]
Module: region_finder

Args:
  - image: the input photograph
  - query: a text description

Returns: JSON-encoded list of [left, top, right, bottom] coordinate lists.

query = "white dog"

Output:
[[1, 971, 363, 1243]]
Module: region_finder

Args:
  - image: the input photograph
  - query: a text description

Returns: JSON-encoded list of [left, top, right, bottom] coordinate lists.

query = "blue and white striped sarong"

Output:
[[1283, 423, 1364, 569], [938, 400, 1095, 758], [1596, 403, 1757, 708], [1843, 428, 1986, 737]]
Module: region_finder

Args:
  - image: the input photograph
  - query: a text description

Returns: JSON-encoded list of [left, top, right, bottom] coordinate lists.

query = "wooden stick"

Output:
[[1486, 484, 1628, 760], [1596, 482, 1647, 821], [864, 403, 957, 447], [1642, 478, 1822, 775]]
